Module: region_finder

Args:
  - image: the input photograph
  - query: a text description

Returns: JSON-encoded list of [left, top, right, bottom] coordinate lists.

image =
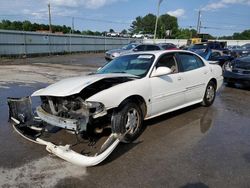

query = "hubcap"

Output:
[[206, 85, 215, 102], [125, 108, 140, 134]]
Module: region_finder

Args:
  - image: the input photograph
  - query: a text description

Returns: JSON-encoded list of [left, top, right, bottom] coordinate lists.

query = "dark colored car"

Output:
[[223, 55, 250, 87], [195, 48, 234, 67], [189, 41, 230, 55], [158, 43, 178, 50], [230, 43, 250, 58]]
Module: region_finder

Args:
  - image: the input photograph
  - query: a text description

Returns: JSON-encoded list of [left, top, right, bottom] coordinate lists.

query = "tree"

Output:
[[158, 14, 178, 38], [129, 13, 178, 38], [22, 20, 33, 31], [129, 16, 143, 34], [121, 29, 127, 34], [109, 29, 114, 33]]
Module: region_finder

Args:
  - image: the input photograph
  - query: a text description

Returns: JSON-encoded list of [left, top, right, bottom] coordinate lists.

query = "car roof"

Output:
[[123, 49, 196, 57]]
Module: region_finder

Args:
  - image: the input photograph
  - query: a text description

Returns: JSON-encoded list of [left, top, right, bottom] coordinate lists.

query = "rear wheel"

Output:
[[202, 81, 216, 107], [111, 102, 143, 143]]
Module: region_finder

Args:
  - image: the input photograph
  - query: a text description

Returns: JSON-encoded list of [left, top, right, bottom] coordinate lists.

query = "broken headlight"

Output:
[[87, 101, 107, 118], [224, 62, 233, 72]]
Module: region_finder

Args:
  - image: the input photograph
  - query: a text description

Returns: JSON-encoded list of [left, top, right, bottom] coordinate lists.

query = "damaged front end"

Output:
[[38, 95, 107, 133], [7, 96, 123, 167]]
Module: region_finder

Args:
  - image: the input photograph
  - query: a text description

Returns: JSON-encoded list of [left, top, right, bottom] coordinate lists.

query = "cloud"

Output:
[[167, 9, 185, 18], [202, 0, 250, 11], [49, 0, 120, 9]]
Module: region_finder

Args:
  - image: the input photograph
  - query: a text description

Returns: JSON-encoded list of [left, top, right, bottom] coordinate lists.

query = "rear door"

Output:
[[176, 52, 210, 103]]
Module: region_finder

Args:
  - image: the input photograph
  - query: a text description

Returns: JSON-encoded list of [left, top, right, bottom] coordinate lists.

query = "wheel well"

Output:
[[118, 95, 147, 118], [210, 78, 217, 89]]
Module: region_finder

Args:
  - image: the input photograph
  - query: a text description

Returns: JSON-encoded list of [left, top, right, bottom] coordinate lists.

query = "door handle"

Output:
[[177, 77, 182, 81]]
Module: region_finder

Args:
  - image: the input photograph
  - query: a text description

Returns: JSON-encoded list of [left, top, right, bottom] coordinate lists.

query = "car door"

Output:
[[176, 52, 210, 103], [149, 53, 187, 117]]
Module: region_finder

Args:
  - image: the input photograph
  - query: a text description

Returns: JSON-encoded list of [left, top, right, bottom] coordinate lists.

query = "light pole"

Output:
[[196, 9, 201, 34], [154, 0, 163, 43], [48, 3, 52, 33]]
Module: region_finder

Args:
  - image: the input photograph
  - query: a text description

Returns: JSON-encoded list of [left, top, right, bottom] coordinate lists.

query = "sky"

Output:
[[0, 0, 250, 37]]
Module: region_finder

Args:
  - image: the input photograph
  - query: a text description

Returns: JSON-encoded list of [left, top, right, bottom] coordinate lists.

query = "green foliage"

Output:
[[109, 29, 115, 33], [0, 19, 71, 33], [129, 13, 179, 38], [121, 29, 128, 34], [219, 29, 250, 40]]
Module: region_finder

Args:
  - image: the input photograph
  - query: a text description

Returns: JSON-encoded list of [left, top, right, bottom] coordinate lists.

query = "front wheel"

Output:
[[111, 102, 143, 143], [201, 81, 216, 107]]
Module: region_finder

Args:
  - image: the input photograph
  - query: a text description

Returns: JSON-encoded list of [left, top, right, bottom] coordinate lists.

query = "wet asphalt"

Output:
[[0, 54, 250, 188]]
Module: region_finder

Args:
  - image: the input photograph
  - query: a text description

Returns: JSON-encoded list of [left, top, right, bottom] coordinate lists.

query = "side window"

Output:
[[134, 45, 145, 51], [156, 54, 178, 73], [178, 53, 205, 72], [146, 45, 160, 51]]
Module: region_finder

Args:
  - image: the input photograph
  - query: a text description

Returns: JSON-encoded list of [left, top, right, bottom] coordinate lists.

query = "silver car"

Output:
[[105, 43, 139, 60]]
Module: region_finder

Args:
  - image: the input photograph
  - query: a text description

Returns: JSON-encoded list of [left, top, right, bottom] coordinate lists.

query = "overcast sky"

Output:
[[0, 0, 250, 36]]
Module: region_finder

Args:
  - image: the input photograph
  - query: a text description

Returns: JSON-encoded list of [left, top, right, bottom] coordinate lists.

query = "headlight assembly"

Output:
[[87, 101, 107, 118], [224, 62, 233, 72]]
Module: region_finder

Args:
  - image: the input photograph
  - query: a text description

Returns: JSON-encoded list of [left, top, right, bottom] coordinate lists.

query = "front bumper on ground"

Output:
[[223, 71, 250, 86], [7, 97, 124, 167]]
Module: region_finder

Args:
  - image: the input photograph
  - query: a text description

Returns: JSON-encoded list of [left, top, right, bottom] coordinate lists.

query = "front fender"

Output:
[[86, 78, 151, 112]]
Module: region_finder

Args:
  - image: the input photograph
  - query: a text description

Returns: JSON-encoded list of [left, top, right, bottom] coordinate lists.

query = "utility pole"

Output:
[[72, 17, 74, 34], [48, 3, 52, 33], [154, 0, 163, 43], [196, 10, 201, 34]]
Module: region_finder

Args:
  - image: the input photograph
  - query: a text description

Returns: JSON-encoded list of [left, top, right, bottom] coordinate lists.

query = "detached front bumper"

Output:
[[7, 97, 123, 167]]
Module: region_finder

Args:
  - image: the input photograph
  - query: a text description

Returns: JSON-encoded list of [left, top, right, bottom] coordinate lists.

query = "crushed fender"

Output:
[[7, 97, 124, 167]]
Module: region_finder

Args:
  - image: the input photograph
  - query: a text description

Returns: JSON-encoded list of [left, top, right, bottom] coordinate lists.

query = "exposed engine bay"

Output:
[[7, 77, 135, 167]]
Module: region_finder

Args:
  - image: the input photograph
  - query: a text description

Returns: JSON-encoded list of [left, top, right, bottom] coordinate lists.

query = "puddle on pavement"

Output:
[[0, 83, 48, 168]]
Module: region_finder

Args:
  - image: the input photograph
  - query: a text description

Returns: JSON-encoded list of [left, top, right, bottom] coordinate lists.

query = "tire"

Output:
[[201, 81, 216, 107], [111, 101, 143, 143]]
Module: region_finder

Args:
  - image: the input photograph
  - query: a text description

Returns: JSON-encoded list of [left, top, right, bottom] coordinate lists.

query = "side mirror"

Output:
[[133, 48, 138, 52], [151, 67, 172, 77]]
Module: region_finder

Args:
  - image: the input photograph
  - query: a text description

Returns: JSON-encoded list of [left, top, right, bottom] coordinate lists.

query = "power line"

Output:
[[202, 20, 250, 28], [200, 26, 243, 31]]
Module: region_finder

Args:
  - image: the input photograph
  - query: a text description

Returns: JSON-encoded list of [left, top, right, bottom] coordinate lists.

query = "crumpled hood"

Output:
[[233, 57, 250, 70], [32, 73, 137, 97]]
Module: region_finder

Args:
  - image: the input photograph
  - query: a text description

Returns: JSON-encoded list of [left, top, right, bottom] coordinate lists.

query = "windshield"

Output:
[[97, 54, 155, 78], [122, 44, 137, 50]]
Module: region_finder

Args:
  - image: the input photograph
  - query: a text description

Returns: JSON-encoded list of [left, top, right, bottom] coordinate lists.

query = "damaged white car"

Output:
[[8, 50, 223, 167]]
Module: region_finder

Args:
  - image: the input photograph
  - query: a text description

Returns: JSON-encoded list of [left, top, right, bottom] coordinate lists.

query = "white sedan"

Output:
[[8, 50, 223, 166]]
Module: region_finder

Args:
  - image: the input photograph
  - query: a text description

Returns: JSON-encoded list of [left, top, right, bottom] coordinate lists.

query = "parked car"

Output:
[[105, 43, 165, 60], [105, 43, 139, 60], [8, 50, 223, 167], [194, 48, 234, 67], [106, 32, 120, 37], [132, 33, 144, 39], [189, 41, 230, 55], [230, 43, 250, 57], [158, 43, 178, 50], [223, 55, 250, 87]]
